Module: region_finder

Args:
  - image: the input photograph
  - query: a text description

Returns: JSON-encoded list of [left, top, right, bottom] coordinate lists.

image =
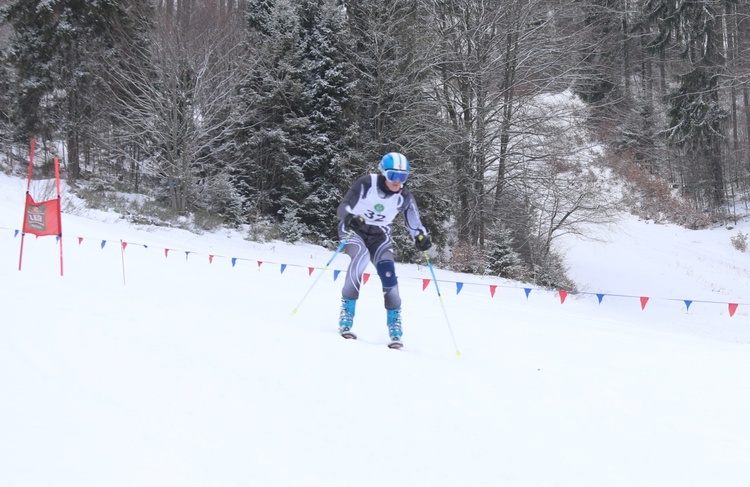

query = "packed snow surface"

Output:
[[1, 171, 749, 486]]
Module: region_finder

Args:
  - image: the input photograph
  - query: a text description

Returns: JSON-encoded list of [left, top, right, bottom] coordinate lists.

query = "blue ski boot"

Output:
[[339, 298, 357, 339], [386, 308, 403, 349]]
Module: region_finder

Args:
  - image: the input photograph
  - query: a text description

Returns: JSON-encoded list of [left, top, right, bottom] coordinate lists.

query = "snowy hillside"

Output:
[[1, 171, 750, 486]]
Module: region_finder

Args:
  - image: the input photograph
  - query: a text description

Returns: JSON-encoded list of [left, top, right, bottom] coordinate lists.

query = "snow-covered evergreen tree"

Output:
[[238, 0, 357, 243], [3, 0, 154, 179], [292, 0, 358, 241], [485, 223, 525, 280], [234, 0, 304, 236], [646, 0, 727, 210]]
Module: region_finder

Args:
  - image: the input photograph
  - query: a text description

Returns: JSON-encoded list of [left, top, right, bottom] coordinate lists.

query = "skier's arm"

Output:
[[400, 190, 428, 240], [337, 177, 369, 221]]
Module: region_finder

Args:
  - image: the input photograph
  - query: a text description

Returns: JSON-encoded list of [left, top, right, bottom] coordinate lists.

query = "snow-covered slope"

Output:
[[1, 171, 749, 486]]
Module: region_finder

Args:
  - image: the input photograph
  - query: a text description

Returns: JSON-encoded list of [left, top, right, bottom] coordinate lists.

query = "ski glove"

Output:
[[344, 214, 365, 232], [415, 233, 432, 251]]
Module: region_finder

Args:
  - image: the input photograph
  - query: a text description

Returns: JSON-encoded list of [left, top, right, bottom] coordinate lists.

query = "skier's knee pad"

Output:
[[376, 260, 398, 288]]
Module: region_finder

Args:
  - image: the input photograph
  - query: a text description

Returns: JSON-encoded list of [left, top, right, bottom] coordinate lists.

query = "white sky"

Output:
[[1, 171, 749, 486]]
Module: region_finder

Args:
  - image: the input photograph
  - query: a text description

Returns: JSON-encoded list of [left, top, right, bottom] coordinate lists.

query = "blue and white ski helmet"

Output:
[[379, 152, 411, 173]]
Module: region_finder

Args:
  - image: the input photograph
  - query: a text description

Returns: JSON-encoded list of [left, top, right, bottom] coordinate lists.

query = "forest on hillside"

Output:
[[0, 0, 748, 287]]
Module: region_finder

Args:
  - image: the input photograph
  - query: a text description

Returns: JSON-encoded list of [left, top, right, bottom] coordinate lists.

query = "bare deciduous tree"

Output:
[[102, 3, 247, 214]]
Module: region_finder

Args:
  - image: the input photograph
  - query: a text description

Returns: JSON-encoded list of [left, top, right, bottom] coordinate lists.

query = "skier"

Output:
[[336, 152, 432, 348]]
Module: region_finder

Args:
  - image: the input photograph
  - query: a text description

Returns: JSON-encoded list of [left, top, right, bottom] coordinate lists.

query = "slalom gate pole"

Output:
[[54, 157, 63, 277], [423, 251, 461, 357], [292, 230, 354, 315], [120, 239, 127, 286], [18, 139, 35, 271]]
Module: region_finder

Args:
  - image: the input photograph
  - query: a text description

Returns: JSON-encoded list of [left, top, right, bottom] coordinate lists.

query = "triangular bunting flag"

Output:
[[121, 242, 128, 250], [489, 285, 497, 297], [684, 300, 692, 311], [280, 264, 287, 274], [208, 255, 214, 264], [308, 267, 314, 276], [257, 261, 263, 270], [422, 279, 431, 291], [185, 251, 190, 260], [640, 296, 649, 310], [363, 273, 370, 284], [164, 249, 170, 257], [728, 303, 738, 317], [333, 270, 341, 281], [596, 293, 604, 304], [101, 240, 106, 249], [456, 282, 464, 294], [559, 290, 568, 304], [78, 236, 83, 245], [14, 229, 19, 237], [231, 258, 237, 267], [524, 288, 532, 299]]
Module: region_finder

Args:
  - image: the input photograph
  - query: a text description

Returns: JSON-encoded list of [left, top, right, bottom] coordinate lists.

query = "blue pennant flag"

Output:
[[684, 300, 692, 311], [333, 270, 341, 281], [14, 229, 19, 238], [185, 251, 190, 260], [456, 282, 464, 295], [597, 293, 605, 304], [101, 240, 106, 249], [524, 288, 532, 299], [231, 258, 237, 267], [280, 264, 287, 274]]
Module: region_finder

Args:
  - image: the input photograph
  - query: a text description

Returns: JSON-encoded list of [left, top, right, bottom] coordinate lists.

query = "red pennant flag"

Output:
[[209, 255, 214, 264], [78, 237, 83, 245], [22, 194, 61, 236], [728, 303, 738, 317], [363, 273, 370, 284], [489, 285, 497, 297], [308, 267, 315, 276], [559, 290, 568, 304], [422, 279, 430, 291], [121, 242, 128, 250], [164, 248, 170, 257], [257, 261, 263, 270], [640, 296, 649, 310]]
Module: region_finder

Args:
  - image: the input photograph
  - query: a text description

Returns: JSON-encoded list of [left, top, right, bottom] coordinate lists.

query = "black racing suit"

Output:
[[337, 173, 427, 309]]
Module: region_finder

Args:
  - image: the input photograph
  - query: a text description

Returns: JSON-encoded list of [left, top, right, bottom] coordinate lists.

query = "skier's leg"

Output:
[[373, 245, 403, 342], [341, 233, 370, 300], [338, 232, 370, 334], [376, 258, 401, 309], [338, 297, 357, 336]]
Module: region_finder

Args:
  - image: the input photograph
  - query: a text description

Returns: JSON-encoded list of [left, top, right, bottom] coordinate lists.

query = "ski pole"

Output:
[[292, 230, 354, 315], [423, 251, 461, 357]]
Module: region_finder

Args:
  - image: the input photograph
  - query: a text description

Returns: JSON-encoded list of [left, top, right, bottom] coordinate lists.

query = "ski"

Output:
[[340, 331, 357, 340], [340, 329, 403, 349]]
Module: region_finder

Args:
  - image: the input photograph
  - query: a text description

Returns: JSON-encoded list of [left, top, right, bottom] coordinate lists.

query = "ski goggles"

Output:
[[384, 170, 409, 183]]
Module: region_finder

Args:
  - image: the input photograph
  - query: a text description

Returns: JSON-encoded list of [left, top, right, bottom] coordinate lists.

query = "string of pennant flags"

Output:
[[3, 225, 747, 318]]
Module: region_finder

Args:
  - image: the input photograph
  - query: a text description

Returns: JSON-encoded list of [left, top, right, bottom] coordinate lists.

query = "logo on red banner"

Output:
[[22, 194, 61, 237]]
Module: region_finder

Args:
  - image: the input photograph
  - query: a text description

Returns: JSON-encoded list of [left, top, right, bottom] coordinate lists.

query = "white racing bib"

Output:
[[349, 175, 403, 227]]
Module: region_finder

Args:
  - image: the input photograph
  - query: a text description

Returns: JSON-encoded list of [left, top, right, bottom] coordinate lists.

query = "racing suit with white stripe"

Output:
[[337, 173, 427, 309]]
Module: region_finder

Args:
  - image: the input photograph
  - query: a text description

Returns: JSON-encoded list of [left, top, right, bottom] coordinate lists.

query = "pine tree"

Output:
[[485, 223, 525, 279], [235, 0, 305, 231], [645, 0, 727, 210], [291, 0, 357, 241], [3, 0, 154, 180], [238, 0, 357, 243]]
